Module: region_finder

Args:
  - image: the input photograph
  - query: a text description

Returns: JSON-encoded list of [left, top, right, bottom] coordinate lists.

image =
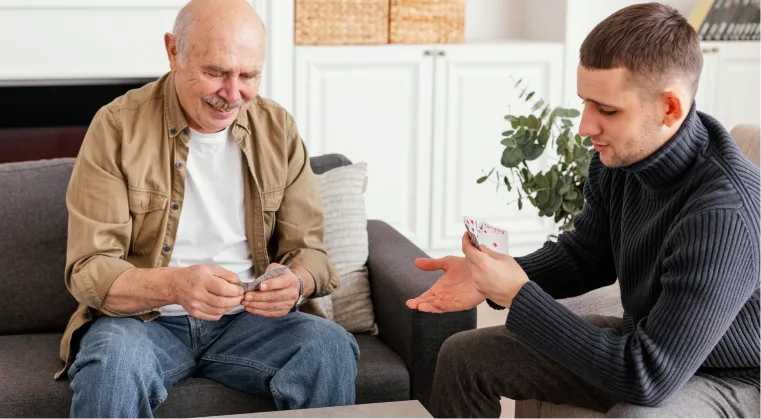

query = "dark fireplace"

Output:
[[0, 79, 155, 163]]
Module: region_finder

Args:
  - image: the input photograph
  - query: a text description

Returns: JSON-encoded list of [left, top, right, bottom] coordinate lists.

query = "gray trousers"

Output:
[[429, 315, 760, 418]]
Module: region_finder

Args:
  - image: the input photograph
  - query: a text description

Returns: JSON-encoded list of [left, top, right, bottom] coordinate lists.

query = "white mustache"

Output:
[[203, 95, 244, 111]]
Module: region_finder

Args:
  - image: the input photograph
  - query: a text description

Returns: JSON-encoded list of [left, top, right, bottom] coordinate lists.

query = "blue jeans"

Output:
[[67, 311, 360, 418]]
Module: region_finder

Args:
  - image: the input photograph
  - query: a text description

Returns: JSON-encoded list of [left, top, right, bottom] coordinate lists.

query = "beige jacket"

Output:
[[56, 72, 339, 379]]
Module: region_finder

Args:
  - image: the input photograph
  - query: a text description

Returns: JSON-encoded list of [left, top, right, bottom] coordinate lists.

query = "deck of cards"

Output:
[[463, 216, 510, 255], [236, 266, 290, 292]]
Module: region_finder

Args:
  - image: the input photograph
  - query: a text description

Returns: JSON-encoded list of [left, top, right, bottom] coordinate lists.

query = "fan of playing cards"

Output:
[[463, 216, 510, 255]]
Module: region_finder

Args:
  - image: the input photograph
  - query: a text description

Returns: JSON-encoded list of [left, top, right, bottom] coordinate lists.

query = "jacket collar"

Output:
[[162, 71, 252, 145]]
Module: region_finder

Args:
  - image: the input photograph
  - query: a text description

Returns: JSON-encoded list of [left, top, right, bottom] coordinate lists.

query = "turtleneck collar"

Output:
[[621, 102, 709, 190]]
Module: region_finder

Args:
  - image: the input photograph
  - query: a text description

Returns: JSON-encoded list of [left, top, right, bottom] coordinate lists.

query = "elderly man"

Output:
[[408, 3, 760, 418], [57, 0, 359, 417]]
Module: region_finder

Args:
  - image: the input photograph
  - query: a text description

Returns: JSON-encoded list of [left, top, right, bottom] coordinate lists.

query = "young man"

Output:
[[407, 3, 760, 418], [59, 0, 359, 417]]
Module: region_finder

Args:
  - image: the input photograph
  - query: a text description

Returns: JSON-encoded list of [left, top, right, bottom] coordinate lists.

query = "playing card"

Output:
[[462, 216, 481, 247], [462, 217, 509, 254], [237, 266, 290, 292]]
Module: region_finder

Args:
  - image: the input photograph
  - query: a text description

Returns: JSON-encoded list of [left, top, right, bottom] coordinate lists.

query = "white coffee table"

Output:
[[207, 400, 432, 418]]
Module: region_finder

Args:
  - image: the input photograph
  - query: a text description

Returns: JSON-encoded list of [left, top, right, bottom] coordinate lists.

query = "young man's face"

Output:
[[576, 65, 668, 168]]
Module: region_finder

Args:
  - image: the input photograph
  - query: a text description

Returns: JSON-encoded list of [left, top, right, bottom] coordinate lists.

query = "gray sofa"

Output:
[[0, 153, 476, 417], [515, 123, 761, 418]]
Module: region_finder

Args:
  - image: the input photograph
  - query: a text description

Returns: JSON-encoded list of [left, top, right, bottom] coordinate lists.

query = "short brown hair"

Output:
[[580, 2, 703, 99]]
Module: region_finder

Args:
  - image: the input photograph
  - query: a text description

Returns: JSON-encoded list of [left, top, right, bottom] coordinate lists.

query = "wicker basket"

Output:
[[295, 0, 390, 45], [389, 0, 466, 44]]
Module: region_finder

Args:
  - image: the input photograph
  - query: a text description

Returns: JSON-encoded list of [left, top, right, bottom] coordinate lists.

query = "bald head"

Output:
[[172, 0, 265, 66], [164, 0, 267, 134]]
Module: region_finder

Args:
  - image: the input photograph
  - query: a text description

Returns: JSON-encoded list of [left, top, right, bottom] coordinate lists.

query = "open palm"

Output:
[[406, 256, 485, 313]]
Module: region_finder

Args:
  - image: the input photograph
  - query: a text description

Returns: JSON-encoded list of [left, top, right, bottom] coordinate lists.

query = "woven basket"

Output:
[[295, 0, 390, 45], [389, 0, 466, 44]]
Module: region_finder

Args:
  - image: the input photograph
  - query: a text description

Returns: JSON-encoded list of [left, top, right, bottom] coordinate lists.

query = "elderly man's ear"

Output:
[[164, 33, 179, 71]]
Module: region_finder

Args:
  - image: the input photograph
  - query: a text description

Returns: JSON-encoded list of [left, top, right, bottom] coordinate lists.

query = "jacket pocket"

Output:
[[127, 187, 168, 256], [261, 188, 284, 239]]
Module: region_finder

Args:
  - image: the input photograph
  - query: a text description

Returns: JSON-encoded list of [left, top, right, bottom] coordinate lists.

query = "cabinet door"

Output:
[[294, 46, 435, 249], [714, 43, 760, 130], [429, 44, 565, 257]]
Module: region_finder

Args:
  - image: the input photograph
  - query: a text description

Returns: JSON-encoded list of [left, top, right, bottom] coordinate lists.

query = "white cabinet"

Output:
[[294, 43, 564, 255], [696, 42, 761, 129], [294, 46, 435, 249]]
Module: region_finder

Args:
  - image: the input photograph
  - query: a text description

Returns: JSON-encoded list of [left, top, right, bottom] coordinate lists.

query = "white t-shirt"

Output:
[[160, 126, 253, 316]]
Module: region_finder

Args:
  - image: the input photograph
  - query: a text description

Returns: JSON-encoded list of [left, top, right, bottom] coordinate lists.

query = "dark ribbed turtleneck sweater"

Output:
[[505, 104, 760, 406]]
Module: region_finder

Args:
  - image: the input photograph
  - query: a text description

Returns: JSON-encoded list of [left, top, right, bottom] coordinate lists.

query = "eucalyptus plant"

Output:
[[478, 78, 594, 230]]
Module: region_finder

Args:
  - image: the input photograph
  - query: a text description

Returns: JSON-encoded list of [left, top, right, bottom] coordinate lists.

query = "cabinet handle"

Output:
[[423, 50, 432, 56], [438, 51, 446, 56], [701, 47, 720, 54]]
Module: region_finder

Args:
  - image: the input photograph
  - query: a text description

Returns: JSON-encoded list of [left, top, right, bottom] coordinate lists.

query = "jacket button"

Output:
[[171, 203, 179, 211], [176, 162, 184, 169], [163, 245, 171, 253], [170, 128, 177, 135], [182, 128, 189, 135]]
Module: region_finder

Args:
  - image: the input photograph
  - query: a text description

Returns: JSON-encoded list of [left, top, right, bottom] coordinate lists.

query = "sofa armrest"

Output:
[[366, 220, 477, 409]]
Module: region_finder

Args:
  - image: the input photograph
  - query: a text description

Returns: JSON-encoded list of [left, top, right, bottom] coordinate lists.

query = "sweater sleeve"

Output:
[[513, 156, 618, 299], [505, 209, 759, 406]]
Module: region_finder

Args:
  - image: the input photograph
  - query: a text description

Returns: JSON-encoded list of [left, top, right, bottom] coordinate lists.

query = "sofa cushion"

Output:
[[311, 163, 377, 334], [0, 158, 78, 335], [309, 153, 353, 175], [0, 333, 409, 417]]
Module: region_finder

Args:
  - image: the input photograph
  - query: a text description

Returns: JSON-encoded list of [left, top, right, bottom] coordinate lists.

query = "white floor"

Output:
[[476, 302, 516, 419]]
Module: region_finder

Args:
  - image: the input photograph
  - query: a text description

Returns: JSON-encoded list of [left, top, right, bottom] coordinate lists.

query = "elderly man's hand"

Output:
[[242, 264, 306, 317], [461, 232, 529, 308]]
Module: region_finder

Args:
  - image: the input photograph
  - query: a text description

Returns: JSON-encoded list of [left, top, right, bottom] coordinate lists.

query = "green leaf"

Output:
[[575, 134, 583, 146], [513, 77, 523, 88], [524, 143, 544, 161], [536, 190, 549, 204], [538, 127, 550, 147], [548, 170, 558, 188], [540, 105, 551, 120], [501, 137, 516, 147], [535, 174, 549, 189], [583, 136, 593, 147], [566, 108, 581, 118], [487, 167, 495, 177], [510, 119, 520, 129], [532, 99, 545, 112], [578, 163, 589, 178], [528, 115, 539, 130], [502, 130, 514, 137], [519, 88, 527, 99], [504, 176, 512, 191], [574, 146, 588, 160], [519, 116, 528, 127], [477, 176, 488, 184], [518, 199, 523, 210], [562, 118, 574, 129], [555, 177, 565, 193], [526, 91, 535, 101], [565, 190, 579, 201], [501, 148, 525, 168], [528, 196, 537, 207], [504, 115, 517, 121]]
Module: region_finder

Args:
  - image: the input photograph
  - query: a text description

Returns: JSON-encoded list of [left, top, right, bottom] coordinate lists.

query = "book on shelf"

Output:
[[688, 0, 760, 41]]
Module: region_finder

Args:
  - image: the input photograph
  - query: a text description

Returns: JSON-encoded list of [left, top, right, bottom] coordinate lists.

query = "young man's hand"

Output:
[[406, 253, 486, 313], [460, 232, 529, 308]]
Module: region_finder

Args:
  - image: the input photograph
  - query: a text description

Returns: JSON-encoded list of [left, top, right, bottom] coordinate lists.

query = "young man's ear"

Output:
[[164, 33, 178, 71], [661, 90, 685, 128]]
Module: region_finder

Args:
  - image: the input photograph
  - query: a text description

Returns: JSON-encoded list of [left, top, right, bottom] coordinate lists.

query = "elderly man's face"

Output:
[[166, 25, 264, 134]]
